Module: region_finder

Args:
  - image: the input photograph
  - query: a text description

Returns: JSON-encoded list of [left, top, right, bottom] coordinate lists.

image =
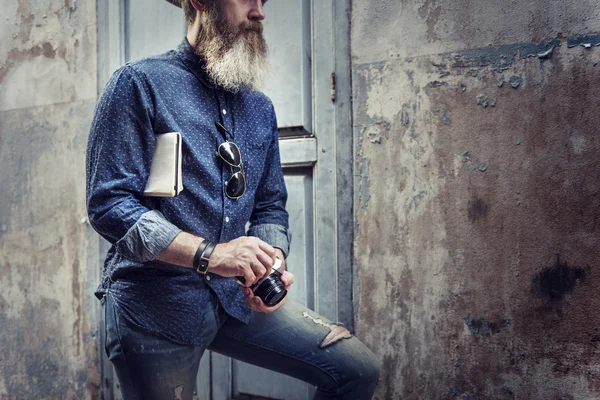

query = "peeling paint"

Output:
[[368, 132, 381, 144], [567, 33, 600, 48], [450, 40, 561, 68], [429, 80, 447, 88], [476, 94, 496, 108], [363, 121, 390, 146], [537, 47, 554, 58], [509, 75, 523, 88]]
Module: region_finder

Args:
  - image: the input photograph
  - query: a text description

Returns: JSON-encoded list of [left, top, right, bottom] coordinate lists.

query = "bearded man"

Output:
[[86, 0, 380, 399]]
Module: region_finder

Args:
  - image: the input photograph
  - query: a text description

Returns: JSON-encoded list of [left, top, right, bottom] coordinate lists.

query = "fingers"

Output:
[[209, 237, 277, 284], [243, 288, 287, 313], [236, 238, 274, 283], [260, 295, 287, 313], [240, 265, 256, 287], [249, 260, 267, 284], [255, 251, 274, 277], [281, 271, 295, 288], [257, 240, 276, 259]]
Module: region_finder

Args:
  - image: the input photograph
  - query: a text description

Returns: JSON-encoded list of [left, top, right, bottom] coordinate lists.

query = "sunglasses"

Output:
[[216, 122, 246, 199]]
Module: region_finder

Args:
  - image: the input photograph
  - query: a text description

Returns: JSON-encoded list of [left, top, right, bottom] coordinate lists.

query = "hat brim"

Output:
[[165, 0, 182, 8]]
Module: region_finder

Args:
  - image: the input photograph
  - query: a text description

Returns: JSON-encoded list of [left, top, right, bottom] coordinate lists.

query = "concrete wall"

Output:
[[0, 0, 101, 398], [352, 1, 600, 399]]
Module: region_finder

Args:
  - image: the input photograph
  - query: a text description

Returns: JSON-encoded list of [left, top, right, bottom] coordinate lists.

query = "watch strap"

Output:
[[194, 239, 210, 273], [197, 242, 217, 275]]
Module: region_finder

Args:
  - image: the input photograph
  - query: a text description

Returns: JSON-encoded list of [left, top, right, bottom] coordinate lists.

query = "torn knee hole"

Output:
[[173, 384, 184, 400], [302, 311, 352, 348]]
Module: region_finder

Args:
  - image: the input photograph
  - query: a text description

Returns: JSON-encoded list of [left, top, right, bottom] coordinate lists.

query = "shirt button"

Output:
[[225, 216, 230, 223], [206, 275, 211, 281], [222, 109, 227, 115]]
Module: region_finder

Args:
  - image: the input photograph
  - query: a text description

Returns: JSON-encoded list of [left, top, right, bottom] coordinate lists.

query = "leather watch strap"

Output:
[[194, 239, 210, 274], [197, 242, 217, 275]]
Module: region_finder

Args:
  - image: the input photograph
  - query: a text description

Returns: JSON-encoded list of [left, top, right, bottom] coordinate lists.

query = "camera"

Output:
[[237, 257, 287, 307]]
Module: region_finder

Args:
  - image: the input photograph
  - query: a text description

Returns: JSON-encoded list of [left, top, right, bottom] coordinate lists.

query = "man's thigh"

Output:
[[208, 300, 379, 393], [104, 293, 208, 400]]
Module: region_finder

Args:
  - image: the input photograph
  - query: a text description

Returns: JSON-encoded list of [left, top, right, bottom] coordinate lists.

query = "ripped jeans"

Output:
[[104, 292, 380, 400]]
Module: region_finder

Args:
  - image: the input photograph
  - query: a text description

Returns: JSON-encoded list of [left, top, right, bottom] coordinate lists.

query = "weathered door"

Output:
[[97, 0, 352, 398]]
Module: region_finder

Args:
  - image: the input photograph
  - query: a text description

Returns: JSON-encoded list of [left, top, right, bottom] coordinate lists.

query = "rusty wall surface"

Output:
[[352, 1, 600, 399], [0, 0, 101, 398]]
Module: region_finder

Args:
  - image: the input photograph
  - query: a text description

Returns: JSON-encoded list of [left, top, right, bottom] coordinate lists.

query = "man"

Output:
[[86, 0, 380, 398]]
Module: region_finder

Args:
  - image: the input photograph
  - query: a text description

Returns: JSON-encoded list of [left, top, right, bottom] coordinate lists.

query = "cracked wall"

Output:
[[0, 0, 101, 398], [352, 1, 600, 399]]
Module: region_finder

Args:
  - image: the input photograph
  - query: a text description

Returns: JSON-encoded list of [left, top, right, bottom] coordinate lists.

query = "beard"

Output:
[[194, 4, 269, 92]]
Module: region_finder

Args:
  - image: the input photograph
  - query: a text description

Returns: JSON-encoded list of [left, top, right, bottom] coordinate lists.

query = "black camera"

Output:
[[237, 258, 287, 307]]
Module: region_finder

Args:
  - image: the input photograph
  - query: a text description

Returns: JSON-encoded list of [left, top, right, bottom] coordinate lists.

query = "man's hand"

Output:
[[208, 237, 276, 286], [243, 270, 295, 313], [274, 248, 287, 271]]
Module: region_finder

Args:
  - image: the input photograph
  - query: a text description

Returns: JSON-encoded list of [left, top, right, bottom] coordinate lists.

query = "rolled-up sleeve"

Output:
[[86, 65, 180, 262], [247, 223, 292, 258], [247, 109, 292, 257]]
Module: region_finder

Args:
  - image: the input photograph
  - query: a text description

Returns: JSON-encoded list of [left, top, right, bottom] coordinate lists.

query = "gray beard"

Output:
[[196, 13, 269, 93]]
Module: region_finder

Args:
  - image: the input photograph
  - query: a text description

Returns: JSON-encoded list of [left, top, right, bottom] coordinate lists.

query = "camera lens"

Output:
[[253, 273, 287, 307]]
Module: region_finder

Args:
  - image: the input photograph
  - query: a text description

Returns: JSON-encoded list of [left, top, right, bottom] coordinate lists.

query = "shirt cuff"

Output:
[[115, 210, 182, 262], [247, 223, 292, 258]]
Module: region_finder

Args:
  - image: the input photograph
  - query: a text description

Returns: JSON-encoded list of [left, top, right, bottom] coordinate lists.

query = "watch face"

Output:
[[197, 261, 209, 274]]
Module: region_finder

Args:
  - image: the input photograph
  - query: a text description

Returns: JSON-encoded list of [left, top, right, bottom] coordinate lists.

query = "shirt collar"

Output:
[[175, 38, 215, 89]]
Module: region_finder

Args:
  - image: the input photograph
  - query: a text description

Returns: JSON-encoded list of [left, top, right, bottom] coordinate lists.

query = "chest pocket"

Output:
[[243, 136, 272, 189]]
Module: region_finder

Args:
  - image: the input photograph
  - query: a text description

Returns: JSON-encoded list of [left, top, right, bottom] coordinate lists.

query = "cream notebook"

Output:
[[143, 132, 183, 197]]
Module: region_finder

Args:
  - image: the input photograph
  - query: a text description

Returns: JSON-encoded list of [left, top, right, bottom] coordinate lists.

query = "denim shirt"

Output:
[[86, 38, 291, 346]]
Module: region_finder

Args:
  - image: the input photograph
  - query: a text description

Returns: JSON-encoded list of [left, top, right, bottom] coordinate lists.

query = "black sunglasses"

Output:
[[216, 122, 246, 199]]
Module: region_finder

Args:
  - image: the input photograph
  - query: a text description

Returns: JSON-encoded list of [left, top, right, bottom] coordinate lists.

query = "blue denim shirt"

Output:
[[86, 38, 291, 346]]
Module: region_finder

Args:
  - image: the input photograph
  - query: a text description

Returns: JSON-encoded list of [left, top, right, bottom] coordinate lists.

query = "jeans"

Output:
[[104, 292, 380, 400]]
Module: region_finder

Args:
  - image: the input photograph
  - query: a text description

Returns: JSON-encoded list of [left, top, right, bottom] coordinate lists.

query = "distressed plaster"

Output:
[[352, 0, 600, 65], [0, 0, 100, 398], [0, 0, 96, 111], [352, 1, 600, 399]]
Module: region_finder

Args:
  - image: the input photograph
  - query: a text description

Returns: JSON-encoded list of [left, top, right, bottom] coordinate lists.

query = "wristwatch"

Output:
[[194, 240, 216, 275]]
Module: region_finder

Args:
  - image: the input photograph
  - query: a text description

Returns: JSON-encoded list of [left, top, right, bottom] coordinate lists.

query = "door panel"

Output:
[[262, 0, 312, 132]]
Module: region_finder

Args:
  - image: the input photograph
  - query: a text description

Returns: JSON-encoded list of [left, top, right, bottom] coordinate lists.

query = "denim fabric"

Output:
[[86, 38, 291, 346], [104, 293, 220, 400], [105, 294, 380, 400]]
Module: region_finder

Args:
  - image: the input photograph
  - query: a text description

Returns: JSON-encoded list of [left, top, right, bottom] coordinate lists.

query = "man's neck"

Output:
[[186, 19, 201, 48]]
